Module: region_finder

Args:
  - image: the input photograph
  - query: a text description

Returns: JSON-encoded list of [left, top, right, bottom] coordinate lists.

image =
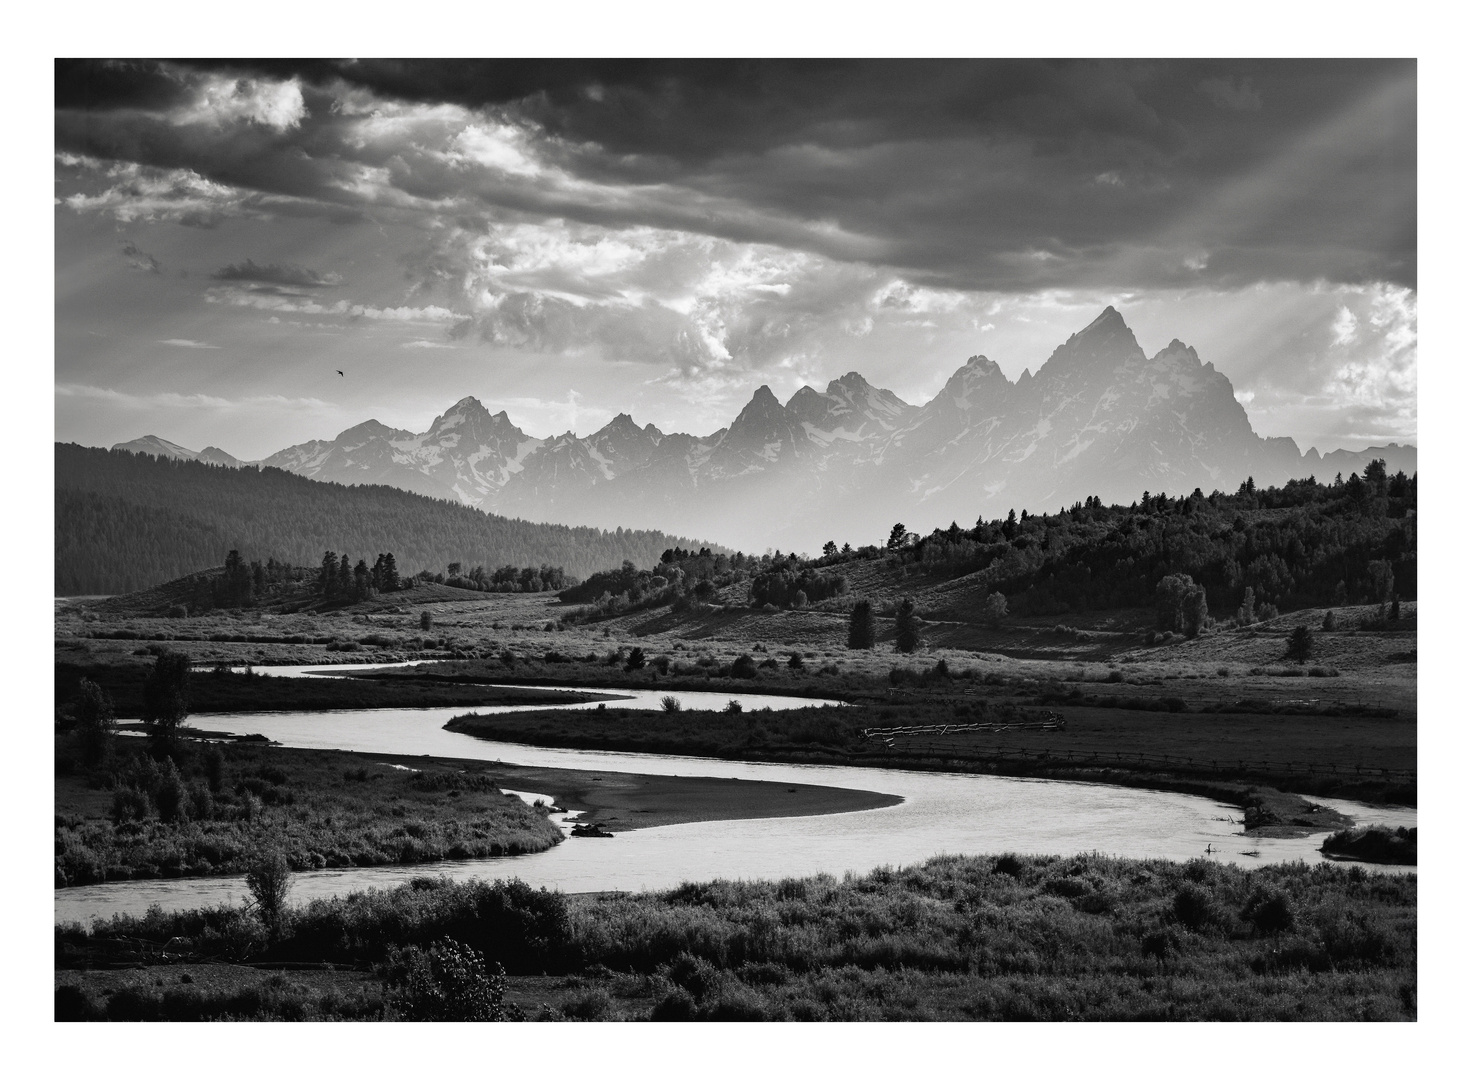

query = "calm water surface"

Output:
[[57, 670, 1415, 924]]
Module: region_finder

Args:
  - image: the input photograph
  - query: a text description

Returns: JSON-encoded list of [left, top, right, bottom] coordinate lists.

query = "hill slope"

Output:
[[54, 444, 719, 595]]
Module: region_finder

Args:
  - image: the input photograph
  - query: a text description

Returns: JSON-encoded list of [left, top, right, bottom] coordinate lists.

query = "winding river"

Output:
[[56, 664, 1416, 925]]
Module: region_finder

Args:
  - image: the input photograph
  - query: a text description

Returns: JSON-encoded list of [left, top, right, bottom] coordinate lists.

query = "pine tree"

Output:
[[320, 551, 339, 598], [1286, 625, 1314, 664], [847, 600, 875, 649], [894, 597, 919, 653]]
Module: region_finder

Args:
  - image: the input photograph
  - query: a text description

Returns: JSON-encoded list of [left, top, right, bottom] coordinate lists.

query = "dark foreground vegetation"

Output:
[[56, 854, 1416, 1021], [54, 735, 562, 887]]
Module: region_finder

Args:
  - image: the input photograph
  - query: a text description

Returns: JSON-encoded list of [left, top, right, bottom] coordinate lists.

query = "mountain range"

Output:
[[112, 308, 1417, 553]]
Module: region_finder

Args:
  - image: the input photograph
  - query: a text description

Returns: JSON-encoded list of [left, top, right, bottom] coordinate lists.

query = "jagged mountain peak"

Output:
[[733, 384, 785, 423], [1039, 306, 1146, 379], [335, 419, 410, 442], [829, 371, 871, 392], [243, 306, 1413, 553]]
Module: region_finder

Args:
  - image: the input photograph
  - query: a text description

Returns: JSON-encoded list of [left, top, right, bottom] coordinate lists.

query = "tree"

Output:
[[1285, 625, 1314, 665], [982, 591, 1007, 628], [353, 558, 372, 601], [886, 523, 908, 551], [141, 650, 191, 754], [1236, 586, 1257, 626], [319, 550, 339, 598], [1156, 574, 1208, 638], [731, 653, 758, 678], [848, 600, 875, 649], [72, 678, 116, 767], [894, 597, 920, 653], [420, 610, 434, 631], [624, 646, 646, 671], [822, 540, 838, 558], [245, 846, 293, 939], [338, 553, 351, 597], [1367, 559, 1395, 603], [217, 549, 253, 607]]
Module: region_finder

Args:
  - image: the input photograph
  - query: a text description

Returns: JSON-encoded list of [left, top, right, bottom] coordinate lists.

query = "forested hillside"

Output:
[[551, 463, 1416, 626], [889, 466, 1417, 619], [54, 444, 718, 595]]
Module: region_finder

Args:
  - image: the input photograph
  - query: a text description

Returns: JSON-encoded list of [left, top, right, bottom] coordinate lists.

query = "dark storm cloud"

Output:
[[211, 259, 343, 290], [54, 59, 1416, 292]]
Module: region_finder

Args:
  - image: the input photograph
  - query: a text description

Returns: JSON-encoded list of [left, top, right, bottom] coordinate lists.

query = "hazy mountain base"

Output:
[[246, 308, 1418, 552], [56, 854, 1416, 1021]]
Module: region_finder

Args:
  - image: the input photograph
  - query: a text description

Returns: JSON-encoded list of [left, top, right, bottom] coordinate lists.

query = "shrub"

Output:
[[386, 938, 509, 1021], [993, 854, 1024, 878], [724, 699, 743, 714], [660, 695, 682, 714], [1322, 609, 1337, 631], [154, 757, 190, 824], [1243, 888, 1295, 936], [166, 603, 189, 619], [1171, 884, 1221, 931], [245, 846, 293, 938], [420, 610, 434, 631]]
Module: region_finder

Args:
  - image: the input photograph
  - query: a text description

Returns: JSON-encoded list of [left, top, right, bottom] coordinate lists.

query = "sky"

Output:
[[54, 58, 1417, 460]]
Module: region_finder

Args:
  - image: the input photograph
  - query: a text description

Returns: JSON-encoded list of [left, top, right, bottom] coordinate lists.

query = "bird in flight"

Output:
[[337, 370, 344, 377]]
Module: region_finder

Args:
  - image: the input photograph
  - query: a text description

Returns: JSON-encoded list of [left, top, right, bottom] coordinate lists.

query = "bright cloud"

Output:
[[172, 74, 307, 131]]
